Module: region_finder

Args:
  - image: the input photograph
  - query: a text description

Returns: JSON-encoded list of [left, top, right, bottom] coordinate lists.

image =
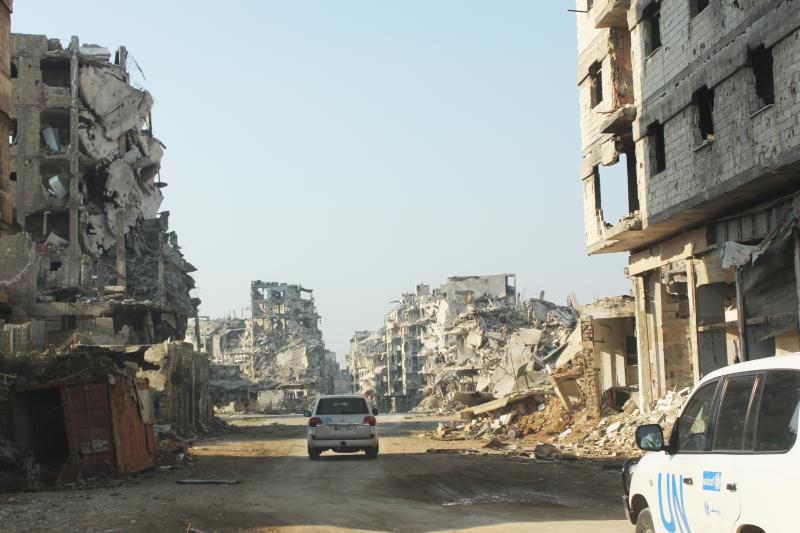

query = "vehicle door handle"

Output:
[[683, 477, 693, 485], [726, 483, 737, 492]]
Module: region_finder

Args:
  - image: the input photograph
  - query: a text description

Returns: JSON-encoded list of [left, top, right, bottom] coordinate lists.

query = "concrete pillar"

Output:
[[633, 275, 653, 413], [686, 256, 701, 383]]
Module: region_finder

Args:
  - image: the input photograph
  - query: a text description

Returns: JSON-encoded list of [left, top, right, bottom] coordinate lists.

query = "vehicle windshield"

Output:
[[316, 397, 369, 415]]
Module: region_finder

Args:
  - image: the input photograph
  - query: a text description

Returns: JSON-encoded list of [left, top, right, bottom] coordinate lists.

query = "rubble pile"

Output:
[[432, 386, 689, 460], [349, 274, 579, 413], [551, 388, 689, 458], [187, 282, 345, 413]]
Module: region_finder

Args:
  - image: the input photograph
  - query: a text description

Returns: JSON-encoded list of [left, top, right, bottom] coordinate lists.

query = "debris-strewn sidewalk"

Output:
[[431, 387, 689, 460]]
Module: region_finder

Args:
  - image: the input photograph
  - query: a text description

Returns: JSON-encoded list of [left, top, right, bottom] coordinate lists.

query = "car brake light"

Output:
[[362, 416, 377, 426], [309, 416, 323, 427]]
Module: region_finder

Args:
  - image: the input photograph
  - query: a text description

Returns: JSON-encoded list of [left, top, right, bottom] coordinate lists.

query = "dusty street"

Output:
[[1, 414, 628, 533]]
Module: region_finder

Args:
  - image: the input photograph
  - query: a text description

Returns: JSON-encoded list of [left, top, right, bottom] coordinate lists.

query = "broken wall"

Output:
[[139, 341, 211, 430]]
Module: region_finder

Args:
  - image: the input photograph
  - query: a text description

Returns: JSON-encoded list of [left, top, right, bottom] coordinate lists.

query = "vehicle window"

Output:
[[754, 371, 800, 452], [712, 375, 757, 451], [675, 380, 718, 452], [316, 397, 369, 415]]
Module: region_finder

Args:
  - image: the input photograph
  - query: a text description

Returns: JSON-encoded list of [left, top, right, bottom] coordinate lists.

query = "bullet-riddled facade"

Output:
[[576, 0, 800, 410]]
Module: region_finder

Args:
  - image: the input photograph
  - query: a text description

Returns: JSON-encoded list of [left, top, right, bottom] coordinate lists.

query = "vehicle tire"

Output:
[[308, 447, 321, 460], [636, 508, 655, 533], [365, 446, 379, 459]]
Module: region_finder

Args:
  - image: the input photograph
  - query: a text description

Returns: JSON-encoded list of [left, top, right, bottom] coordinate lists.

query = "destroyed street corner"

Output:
[[2, 1, 800, 532]]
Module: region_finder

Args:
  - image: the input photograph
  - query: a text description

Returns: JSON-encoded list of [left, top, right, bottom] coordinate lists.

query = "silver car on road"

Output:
[[305, 394, 379, 459]]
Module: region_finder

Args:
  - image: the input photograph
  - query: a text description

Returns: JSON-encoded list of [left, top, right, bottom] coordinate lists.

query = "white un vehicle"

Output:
[[305, 394, 379, 460], [623, 354, 800, 533]]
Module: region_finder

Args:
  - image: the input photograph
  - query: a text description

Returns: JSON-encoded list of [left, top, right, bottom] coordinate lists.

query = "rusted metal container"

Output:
[[13, 377, 155, 480]]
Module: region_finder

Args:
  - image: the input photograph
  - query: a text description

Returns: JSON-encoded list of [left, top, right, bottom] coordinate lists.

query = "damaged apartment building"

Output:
[[188, 281, 341, 412], [0, 33, 210, 485], [347, 274, 632, 413], [575, 0, 800, 411]]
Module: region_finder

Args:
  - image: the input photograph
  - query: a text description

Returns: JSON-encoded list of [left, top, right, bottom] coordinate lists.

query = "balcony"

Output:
[[589, 0, 630, 29], [587, 210, 644, 254]]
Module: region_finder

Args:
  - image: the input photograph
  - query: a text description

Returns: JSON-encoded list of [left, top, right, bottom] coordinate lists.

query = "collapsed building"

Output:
[[0, 33, 210, 486], [575, 0, 800, 411], [188, 281, 342, 412], [348, 274, 636, 414]]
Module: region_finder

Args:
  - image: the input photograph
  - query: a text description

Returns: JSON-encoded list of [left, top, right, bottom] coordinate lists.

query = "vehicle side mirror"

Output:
[[303, 410, 312, 418], [372, 408, 378, 416], [636, 424, 665, 452]]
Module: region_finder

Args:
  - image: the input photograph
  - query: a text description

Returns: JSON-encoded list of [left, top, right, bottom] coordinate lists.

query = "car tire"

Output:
[[308, 447, 321, 460], [636, 508, 655, 533], [365, 445, 379, 459]]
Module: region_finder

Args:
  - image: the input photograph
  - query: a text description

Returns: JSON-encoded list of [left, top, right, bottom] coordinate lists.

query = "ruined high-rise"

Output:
[[0, 33, 199, 349], [575, 0, 800, 411], [190, 281, 342, 412]]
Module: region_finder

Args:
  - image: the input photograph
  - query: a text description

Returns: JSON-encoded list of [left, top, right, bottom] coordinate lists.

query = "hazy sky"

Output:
[[15, 1, 631, 361]]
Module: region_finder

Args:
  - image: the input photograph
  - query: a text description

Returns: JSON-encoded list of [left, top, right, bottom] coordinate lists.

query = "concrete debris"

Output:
[[533, 443, 559, 459], [78, 44, 111, 62], [431, 383, 688, 460], [349, 274, 582, 413], [79, 65, 153, 139], [186, 282, 348, 414]]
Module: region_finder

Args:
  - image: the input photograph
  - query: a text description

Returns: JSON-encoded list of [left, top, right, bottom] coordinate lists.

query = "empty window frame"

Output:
[[40, 57, 70, 88], [40, 109, 70, 154], [750, 45, 775, 107], [592, 165, 602, 214], [690, 0, 709, 17], [624, 142, 640, 213], [647, 121, 666, 173], [693, 86, 715, 142], [589, 61, 603, 108], [591, 148, 639, 224], [644, 3, 662, 55]]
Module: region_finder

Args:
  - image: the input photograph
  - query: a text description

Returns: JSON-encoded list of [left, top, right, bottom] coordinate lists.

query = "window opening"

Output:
[[40, 109, 70, 154], [589, 61, 603, 108], [624, 141, 639, 213], [594, 154, 636, 225], [647, 121, 666, 173], [40, 57, 70, 88], [693, 86, 715, 142], [644, 3, 662, 54], [751, 45, 775, 107], [691, 0, 709, 17]]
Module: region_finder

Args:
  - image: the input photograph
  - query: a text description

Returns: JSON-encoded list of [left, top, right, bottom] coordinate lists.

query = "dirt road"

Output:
[[1, 414, 630, 532]]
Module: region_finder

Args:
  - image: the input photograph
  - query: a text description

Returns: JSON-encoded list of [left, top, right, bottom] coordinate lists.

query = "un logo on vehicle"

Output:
[[658, 473, 691, 533]]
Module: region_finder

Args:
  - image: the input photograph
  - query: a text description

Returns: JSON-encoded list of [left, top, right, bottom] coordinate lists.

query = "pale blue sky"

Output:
[[16, 1, 631, 360]]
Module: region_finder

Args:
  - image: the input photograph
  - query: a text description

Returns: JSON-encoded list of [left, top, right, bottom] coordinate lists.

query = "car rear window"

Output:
[[316, 397, 369, 415], [754, 371, 800, 452]]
